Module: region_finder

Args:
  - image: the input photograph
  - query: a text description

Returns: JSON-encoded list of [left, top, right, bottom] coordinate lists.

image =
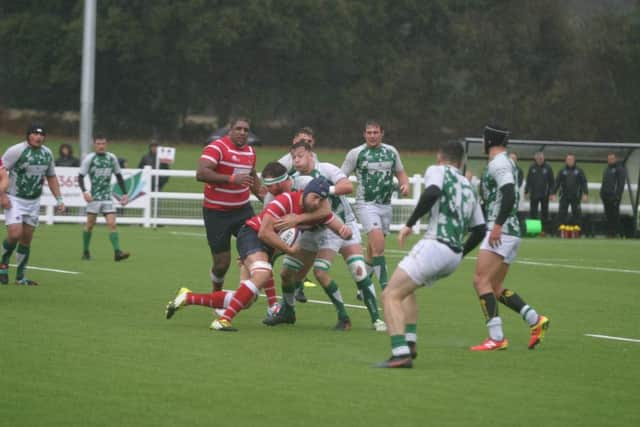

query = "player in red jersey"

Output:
[[196, 117, 263, 291], [210, 176, 352, 331], [165, 164, 349, 329]]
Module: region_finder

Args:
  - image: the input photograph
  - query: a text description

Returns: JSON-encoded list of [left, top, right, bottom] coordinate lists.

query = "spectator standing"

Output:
[[600, 153, 626, 237], [55, 143, 80, 167], [552, 153, 588, 230], [524, 151, 554, 234], [138, 141, 169, 191]]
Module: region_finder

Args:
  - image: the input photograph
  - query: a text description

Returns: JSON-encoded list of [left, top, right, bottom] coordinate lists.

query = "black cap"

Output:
[[303, 176, 331, 199], [483, 124, 509, 154], [26, 123, 46, 136]]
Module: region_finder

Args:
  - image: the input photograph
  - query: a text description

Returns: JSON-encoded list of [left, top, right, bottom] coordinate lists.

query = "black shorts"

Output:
[[236, 224, 273, 260], [203, 204, 255, 255]]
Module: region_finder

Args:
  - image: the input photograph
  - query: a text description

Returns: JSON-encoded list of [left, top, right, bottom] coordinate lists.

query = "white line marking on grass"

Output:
[[170, 231, 205, 238], [386, 249, 640, 274], [261, 295, 368, 310], [9, 264, 80, 275], [584, 334, 640, 343]]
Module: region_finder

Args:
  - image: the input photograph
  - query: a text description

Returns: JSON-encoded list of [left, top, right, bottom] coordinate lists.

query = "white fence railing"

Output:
[[1, 167, 636, 230]]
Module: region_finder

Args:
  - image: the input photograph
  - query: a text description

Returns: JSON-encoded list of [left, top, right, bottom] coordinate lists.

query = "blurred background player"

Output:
[[79, 135, 130, 261], [265, 141, 385, 331], [0, 123, 65, 286], [600, 152, 626, 238], [377, 141, 486, 368], [551, 153, 588, 233], [341, 120, 409, 294], [138, 140, 170, 191], [471, 124, 549, 351], [196, 117, 262, 293], [524, 151, 554, 235]]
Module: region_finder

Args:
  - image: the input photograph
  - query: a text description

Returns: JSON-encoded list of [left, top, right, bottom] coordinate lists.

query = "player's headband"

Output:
[[262, 173, 289, 186]]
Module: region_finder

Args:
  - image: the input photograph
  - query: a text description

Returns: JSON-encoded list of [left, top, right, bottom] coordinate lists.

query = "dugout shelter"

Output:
[[464, 138, 640, 237]]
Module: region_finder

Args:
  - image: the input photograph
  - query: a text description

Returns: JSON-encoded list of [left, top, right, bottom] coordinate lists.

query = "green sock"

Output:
[[372, 255, 388, 289], [357, 277, 380, 322], [405, 324, 417, 343], [83, 230, 92, 252], [1, 239, 17, 265], [15, 244, 30, 280], [391, 334, 410, 356], [323, 280, 349, 320], [282, 282, 297, 306], [109, 232, 120, 252]]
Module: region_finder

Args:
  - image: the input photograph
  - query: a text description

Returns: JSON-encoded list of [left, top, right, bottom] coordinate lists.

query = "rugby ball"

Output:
[[278, 227, 300, 246]]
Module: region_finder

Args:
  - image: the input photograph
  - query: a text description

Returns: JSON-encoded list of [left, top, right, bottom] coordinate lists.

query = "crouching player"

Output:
[[376, 141, 486, 368]]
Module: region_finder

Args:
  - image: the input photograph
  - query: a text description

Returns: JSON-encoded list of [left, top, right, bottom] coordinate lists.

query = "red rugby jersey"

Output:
[[200, 135, 256, 211], [245, 191, 335, 232]]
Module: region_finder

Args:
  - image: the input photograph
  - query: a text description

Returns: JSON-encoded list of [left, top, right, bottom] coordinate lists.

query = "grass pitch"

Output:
[[0, 224, 639, 426]]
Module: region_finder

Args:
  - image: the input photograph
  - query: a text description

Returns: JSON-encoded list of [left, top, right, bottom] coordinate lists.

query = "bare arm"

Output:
[[46, 175, 65, 213], [333, 177, 353, 195], [275, 198, 332, 230], [249, 168, 263, 201], [258, 214, 296, 255], [0, 168, 10, 209], [195, 158, 254, 187], [325, 214, 352, 240], [396, 169, 410, 196]]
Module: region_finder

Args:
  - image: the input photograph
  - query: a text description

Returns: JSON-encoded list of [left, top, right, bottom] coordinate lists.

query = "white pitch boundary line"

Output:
[[172, 235, 640, 274], [259, 294, 368, 310], [8, 264, 80, 275], [385, 249, 640, 275], [584, 334, 640, 343]]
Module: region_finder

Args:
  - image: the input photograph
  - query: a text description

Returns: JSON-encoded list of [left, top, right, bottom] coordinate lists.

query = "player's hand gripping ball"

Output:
[[278, 227, 300, 246]]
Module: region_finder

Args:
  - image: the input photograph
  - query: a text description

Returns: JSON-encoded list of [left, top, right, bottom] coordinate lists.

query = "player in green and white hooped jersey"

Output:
[[376, 141, 486, 368], [470, 125, 549, 352], [341, 120, 410, 292], [267, 141, 385, 331], [0, 123, 65, 286], [78, 136, 130, 262]]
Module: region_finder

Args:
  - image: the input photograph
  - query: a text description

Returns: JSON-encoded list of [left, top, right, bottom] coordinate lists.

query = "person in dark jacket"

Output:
[[552, 153, 588, 229], [525, 151, 554, 233], [600, 153, 626, 237], [138, 141, 169, 191], [55, 144, 80, 167]]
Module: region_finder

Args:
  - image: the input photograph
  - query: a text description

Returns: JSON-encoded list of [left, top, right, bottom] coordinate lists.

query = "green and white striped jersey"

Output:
[[481, 151, 521, 236], [423, 165, 485, 250], [1, 141, 56, 199], [341, 143, 404, 204], [291, 161, 355, 223], [79, 152, 121, 201]]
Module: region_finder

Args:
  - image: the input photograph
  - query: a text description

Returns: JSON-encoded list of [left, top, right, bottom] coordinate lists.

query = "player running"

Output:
[[470, 125, 550, 351], [376, 141, 486, 368]]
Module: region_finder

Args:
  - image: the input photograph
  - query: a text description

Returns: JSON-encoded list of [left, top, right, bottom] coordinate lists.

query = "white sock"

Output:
[[520, 305, 539, 326], [405, 332, 417, 342], [487, 316, 504, 341]]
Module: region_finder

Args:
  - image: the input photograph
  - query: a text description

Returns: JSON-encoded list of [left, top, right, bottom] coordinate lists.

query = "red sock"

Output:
[[186, 291, 228, 308], [221, 281, 258, 321], [263, 276, 277, 308]]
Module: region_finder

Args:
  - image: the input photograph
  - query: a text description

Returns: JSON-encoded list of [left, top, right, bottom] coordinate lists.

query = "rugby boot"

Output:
[[374, 355, 413, 368], [165, 287, 192, 319], [470, 338, 509, 351], [528, 315, 550, 349]]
